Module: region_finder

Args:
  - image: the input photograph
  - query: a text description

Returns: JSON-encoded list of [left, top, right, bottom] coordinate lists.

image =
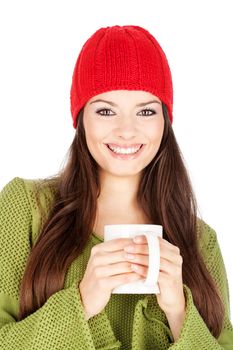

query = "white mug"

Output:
[[104, 224, 163, 294]]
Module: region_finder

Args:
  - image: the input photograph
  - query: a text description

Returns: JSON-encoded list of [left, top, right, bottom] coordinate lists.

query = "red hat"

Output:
[[70, 25, 173, 129]]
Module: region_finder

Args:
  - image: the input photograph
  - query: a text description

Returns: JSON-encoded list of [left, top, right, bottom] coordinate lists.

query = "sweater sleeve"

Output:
[[168, 224, 233, 350], [0, 177, 121, 350]]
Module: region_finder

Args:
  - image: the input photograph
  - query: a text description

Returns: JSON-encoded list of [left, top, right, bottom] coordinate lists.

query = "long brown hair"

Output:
[[18, 103, 224, 337]]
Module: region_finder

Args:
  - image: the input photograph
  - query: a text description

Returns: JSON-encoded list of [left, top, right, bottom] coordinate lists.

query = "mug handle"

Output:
[[142, 231, 160, 286]]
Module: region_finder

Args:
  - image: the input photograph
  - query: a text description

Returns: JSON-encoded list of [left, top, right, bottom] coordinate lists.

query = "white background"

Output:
[[0, 1, 232, 319]]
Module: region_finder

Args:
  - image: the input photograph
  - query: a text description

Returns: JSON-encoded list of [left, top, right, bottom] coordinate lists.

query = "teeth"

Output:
[[108, 145, 142, 154]]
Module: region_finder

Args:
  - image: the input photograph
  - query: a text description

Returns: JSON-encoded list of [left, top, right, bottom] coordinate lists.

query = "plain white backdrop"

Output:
[[0, 0, 232, 318]]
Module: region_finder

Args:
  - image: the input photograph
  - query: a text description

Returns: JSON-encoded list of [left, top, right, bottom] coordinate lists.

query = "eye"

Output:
[[95, 108, 157, 117], [95, 108, 115, 116], [138, 108, 157, 117]]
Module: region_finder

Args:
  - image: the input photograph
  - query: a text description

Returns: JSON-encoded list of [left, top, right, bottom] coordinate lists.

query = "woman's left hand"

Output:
[[124, 235, 186, 316]]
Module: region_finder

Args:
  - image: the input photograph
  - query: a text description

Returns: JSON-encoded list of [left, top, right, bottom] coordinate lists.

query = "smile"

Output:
[[105, 144, 145, 160], [107, 144, 143, 154]]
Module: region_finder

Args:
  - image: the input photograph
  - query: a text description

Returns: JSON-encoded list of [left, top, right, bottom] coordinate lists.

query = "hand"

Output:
[[79, 238, 144, 320], [123, 235, 186, 316]]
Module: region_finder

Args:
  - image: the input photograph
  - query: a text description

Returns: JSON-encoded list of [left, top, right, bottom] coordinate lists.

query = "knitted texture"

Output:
[[0, 177, 233, 349], [70, 25, 173, 129]]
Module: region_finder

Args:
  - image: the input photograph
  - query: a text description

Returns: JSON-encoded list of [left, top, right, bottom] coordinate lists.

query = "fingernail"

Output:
[[124, 245, 134, 252], [125, 253, 135, 259], [133, 236, 142, 243]]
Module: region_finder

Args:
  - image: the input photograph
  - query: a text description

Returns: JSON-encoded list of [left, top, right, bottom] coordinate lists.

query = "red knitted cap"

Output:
[[70, 25, 173, 129]]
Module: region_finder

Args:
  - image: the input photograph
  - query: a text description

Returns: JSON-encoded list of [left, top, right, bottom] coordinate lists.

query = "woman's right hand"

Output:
[[78, 238, 144, 320]]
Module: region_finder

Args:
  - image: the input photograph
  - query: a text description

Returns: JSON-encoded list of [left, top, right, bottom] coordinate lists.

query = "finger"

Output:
[[134, 236, 176, 250], [159, 246, 182, 263], [130, 236, 180, 263], [93, 261, 134, 278], [93, 238, 134, 253], [108, 271, 144, 290], [124, 252, 149, 266], [132, 235, 148, 243], [130, 263, 148, 277], [123, 238, 181, 266], [160, 257, 183, 275], [159, 241, 182, 263], [92, 249, 129, 266], [124, 242, 149, 255], [158, 236, 180, 254]]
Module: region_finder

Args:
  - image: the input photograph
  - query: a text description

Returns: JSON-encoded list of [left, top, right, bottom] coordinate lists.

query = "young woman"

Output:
[[0, 25, 232, 349]]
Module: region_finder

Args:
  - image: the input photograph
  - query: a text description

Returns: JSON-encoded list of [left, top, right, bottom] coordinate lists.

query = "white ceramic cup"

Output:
[[104, 224, 163, 294]]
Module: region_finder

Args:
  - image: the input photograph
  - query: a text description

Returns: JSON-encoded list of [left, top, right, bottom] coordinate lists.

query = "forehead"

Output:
[[88, 90, 161, 103]]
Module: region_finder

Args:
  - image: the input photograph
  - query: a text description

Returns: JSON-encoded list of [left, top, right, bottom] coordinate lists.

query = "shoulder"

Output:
[[0, 176, 59, 245], [197, 217, 217, 249], [0, 176, 26, 198], [0, 177, 31, 214], [196, 217, 220, 265], [0, 176, 58, 210]]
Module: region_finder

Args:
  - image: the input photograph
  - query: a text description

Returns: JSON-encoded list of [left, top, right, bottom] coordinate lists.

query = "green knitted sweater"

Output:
[[0, 177, 233, 350]]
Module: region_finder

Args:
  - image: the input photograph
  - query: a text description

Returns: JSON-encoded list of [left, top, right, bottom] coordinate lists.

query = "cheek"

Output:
[[147, 119, 164, 145], [84, 122, 107, 155], [91, 126, 106, 142]]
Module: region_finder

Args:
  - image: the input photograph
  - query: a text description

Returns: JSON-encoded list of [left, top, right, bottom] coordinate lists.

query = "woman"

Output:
[[0, 25, 232, 349]]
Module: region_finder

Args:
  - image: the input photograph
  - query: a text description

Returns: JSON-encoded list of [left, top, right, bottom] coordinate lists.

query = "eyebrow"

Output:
[[89, 99, 161, 107]]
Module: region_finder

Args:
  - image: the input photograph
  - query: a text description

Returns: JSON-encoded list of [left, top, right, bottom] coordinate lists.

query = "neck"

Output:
[[97, 171, 141, 211], [93, 171, 152, 236]]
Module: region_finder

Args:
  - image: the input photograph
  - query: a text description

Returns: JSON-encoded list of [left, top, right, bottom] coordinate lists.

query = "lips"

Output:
[[104, 143, 146, 160], [106, 144, 143, 154], [105, 143, 144, 149]]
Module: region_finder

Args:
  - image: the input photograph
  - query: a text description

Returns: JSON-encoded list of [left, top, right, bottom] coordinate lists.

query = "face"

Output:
[[83, 90, 164, 177]]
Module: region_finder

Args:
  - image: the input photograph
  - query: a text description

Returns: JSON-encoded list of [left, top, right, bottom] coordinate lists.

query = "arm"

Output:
[[130, 222, 233, 349], [165, 308, 186, 342], [0, 177, 121, 350], [168, 223, 233, 349]]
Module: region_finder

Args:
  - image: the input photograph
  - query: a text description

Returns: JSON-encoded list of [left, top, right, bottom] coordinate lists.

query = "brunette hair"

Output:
[[18, 103, 224, 337]]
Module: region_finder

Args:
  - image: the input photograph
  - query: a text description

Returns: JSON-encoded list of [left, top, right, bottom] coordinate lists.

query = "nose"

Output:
[[115, 116, 137, 139]]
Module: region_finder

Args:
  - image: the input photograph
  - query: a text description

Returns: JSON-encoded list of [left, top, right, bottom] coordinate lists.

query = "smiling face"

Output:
[[83, 90, 165, 178]]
